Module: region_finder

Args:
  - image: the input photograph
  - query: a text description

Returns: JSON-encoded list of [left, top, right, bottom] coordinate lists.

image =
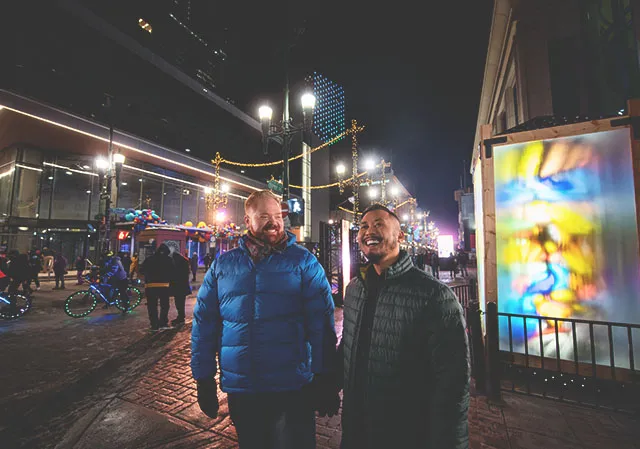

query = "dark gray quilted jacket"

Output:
[[341, 251, 470, 449]]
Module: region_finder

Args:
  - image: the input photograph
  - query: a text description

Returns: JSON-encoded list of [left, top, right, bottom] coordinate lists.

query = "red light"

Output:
[[118, 231, 130, 240]]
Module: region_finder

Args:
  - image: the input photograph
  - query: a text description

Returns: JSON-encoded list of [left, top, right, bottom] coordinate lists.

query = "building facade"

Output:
[[0, 90, 265, 263], [473, 0, 640, 155]]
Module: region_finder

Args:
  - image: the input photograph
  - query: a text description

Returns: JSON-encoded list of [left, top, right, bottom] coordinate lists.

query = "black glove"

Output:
[[196, 377, 219, 418], [304, 374, 341, 417]]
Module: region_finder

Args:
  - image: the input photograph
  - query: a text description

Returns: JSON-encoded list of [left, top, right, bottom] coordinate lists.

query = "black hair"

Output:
[[360, 203, 400, 223]]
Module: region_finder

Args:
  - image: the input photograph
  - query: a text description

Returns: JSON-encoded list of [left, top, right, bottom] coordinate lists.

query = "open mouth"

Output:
[[363, 237, 381, 247]]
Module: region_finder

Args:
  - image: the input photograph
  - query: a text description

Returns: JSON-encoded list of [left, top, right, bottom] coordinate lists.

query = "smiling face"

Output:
[[244, 195, 285, 245], [358, 208, 403, 269]]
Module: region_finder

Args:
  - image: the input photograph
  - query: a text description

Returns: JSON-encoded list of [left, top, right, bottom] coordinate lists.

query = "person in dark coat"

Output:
[[75, 256, 86, 285], [6, 251, 31, 293], [140, 244, 175, 330], [189, 252, 198, 282], [28, 250, 43, 291], [430, 251, 440, 279], [120, 253, 132, 278], [170, 250, 191, 326], [338, 204, 469, 449], [52, 252, 68, 290], [203, 253, 212, 271]]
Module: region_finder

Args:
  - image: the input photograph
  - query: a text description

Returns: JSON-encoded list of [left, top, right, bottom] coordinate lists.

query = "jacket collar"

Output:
[[360, 250, 413, 281], [239, 230, 296, 252]]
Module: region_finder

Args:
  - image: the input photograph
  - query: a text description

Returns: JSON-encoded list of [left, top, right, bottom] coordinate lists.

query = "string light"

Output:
[[215, 128, 361, 168]]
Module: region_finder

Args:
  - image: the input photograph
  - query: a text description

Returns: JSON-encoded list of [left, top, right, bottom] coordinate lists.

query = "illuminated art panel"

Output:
[[493, 129, 640, 368], [311, 72, 346, 143]]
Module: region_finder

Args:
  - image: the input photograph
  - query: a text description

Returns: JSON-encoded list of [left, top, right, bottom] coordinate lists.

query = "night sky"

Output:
[[217, 0, 494, 233]]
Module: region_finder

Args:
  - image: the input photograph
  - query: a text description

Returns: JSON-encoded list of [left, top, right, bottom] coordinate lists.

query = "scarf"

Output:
[[244, 232, 289, 263]]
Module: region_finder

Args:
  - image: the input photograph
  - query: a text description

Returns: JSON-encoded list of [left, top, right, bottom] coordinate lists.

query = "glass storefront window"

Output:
[[181, 187, 197, 224], [50, 156, 94, 220], [162, 181, 182, 225], [117, 169, 141, 211], [198, 190, 209, 224], [0, 148, 17, 219], [140, 176, 163, 213], [12, 165, 42, 218]]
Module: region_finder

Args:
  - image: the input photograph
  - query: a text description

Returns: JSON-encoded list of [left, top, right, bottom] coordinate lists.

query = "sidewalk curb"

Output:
[[54, 398, 114, 449]]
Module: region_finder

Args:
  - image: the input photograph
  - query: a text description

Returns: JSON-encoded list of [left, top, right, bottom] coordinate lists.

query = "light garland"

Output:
[[269, 171, 367, 190], [214, 127, 362, 168]]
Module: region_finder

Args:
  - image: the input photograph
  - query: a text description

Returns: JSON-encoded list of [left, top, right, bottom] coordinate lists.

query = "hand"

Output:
[[196, 377, 219, 418], [304, 374, 341, 417]]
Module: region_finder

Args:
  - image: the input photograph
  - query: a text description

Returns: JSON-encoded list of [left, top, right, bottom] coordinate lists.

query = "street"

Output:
[[1, 276, 639, 448]]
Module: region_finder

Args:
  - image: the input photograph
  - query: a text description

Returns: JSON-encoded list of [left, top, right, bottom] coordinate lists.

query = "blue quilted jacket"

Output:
[[191, 232, 336, 393]]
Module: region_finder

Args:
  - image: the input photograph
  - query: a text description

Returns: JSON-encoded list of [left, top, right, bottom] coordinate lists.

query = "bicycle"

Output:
[[0, 289, 31, 319], [63, 273, 143, 318]]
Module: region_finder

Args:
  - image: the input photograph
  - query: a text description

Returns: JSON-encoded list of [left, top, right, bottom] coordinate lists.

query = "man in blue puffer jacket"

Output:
[[191, 190, 338, 449]]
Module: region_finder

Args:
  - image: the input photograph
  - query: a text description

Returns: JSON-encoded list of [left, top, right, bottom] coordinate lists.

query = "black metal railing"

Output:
[[451, 281, 487, 394], [489, 305, 640, 412]]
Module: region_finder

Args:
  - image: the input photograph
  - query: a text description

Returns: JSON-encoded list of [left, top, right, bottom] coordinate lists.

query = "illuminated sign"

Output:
[[117, 231, 130, 240]]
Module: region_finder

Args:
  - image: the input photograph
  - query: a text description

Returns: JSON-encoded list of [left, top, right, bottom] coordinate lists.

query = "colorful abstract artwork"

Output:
[[493, 129, 640, 368]]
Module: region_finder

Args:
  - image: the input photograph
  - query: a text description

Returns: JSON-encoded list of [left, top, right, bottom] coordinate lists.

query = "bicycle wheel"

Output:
[[64, 290, 98, 318], [115, 287, 142, 312], [0, 294, 31, 319]]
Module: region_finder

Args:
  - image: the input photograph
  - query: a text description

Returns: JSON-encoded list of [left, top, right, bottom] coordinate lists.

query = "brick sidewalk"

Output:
[[59, 311, 640, 449]]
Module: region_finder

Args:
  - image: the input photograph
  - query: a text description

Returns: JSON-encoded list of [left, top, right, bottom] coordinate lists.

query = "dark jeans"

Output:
[[431, 265, 439, 279], [228, 390, 315, 449], [112, 277, 129, 309], [173, 294, 186, 320], [191, 270, 197, 282], [146, 287, 170, 328], [55, 272, 65, 288]]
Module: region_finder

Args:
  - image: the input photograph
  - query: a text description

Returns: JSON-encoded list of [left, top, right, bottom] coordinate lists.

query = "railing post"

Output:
[[486, 301, 502, 401], [467, 299, 486, 394]]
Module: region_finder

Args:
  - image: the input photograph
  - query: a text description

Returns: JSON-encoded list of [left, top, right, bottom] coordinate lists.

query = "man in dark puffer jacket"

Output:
[[339, 204, 470, 449]]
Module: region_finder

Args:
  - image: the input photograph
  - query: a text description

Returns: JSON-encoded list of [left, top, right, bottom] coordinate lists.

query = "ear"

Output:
[[244, 214, 250, 228], [398, 229, 405, 242]]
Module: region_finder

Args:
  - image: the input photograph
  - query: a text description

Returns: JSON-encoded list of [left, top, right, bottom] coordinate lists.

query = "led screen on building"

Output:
[[311, 72, 346, 143], [493, 129, 640, 368]]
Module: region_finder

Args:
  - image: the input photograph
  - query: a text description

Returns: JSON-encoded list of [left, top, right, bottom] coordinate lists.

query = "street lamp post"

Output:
[[259, 87, 315, 201], [96, 152, 125, 253]]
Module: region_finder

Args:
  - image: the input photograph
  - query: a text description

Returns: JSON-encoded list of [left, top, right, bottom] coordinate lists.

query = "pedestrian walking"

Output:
[[338, 204, 470, 449], [170, 250, 190, 326], [203, 252, 212, 271], [129, 253, 139, 279], [121, 252, 132, 278], [6, 250, 31, 293], [191, 190, 338, 449], [75, 256, 86, 285], [458, 250, 469, 277], [431, 251, 440, 279], [28, 249, 42, 291], [140, 244, 175, 331], [449, 252, 458, 280], [189, 252, 198, 282], [43, 247, 54, 278], [52, 252, 67, 290]]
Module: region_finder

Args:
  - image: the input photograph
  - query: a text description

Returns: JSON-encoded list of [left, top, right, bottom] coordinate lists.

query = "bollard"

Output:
[[485, 301, 502, 401], [467, 300, 486, 394]]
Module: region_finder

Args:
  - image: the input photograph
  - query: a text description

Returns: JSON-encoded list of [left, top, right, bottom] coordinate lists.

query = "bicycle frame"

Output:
[[87, 279, 120, 307]]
